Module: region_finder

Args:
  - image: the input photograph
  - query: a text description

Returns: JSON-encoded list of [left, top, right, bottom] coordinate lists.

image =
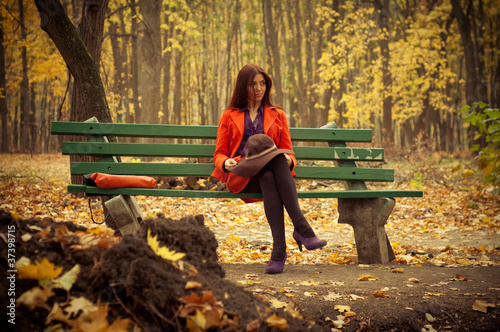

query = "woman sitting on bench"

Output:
[[211, 64, 327, 274]]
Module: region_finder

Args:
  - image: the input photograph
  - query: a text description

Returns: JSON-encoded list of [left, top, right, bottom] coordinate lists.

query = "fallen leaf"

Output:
[[147, 229, 186, 262], [64, 296, 98, 319], [372, 291, 388, 298], [350, 294, 365, 301], [178, 290, 230, 330], [21, 233, 32, 242], [332, 319, 343, 328], [18, 258, 63, 280], [344, 311, 356, 318], [186, 310, 206, 331], [48, 264, 81, 291], [426, 313, 437, 322], [423, 324, 438, 332], [15, 256, 32, 270], [266, 314, 288, 329], [246, 319, 260, 331], [269, 298, 287, 309], [358, 274, 379, 281], [408, 278, 420, 283], [323, 292, 342, 301], [334, 305, 351, 313], [280, 288, 295, 294], [17, 286, 54, 311], [185, 281, 203, 290], [73, 303, 131, 331], [456, 274, 469, 281], [472, 300, 496, 313], [45, 302, 69, 325], [300, 280, 321, 286], [391, 268, 404, 273], [284, 304, 303, 319]]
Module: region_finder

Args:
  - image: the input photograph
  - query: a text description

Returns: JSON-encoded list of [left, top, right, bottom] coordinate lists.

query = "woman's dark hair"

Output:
[[227, 64, 273, 109]]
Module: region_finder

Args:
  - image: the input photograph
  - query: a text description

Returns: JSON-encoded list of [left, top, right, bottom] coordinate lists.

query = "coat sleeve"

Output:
[[213, 110, 231, 173], [277, 110, 297, 171]]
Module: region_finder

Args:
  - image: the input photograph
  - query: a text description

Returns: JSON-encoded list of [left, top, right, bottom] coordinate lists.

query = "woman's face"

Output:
[[247, 74, 266, 105]]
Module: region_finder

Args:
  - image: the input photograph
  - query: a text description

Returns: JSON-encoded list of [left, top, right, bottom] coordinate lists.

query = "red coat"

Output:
[[211, 105, 297, 194]]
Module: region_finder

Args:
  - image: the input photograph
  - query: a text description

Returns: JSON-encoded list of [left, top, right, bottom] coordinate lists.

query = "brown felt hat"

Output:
[[232, 134, 294, 177]]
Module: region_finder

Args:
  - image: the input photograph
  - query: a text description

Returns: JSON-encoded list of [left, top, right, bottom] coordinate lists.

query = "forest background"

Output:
[[0, 0, 499, 155]]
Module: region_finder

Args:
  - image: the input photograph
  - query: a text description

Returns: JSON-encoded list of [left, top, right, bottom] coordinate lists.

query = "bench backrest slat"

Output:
[[51, 122, 373, 142], [53, 121, 395, 185], [61, 142, 384, 161], [71, 162, 394, 182]]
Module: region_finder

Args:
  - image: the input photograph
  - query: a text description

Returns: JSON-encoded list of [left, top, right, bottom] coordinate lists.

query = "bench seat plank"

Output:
[[52, 122, 373, 142], [61, 142, 384, 161], [68, 185, 423, 198], [70, 162, 394, 181]]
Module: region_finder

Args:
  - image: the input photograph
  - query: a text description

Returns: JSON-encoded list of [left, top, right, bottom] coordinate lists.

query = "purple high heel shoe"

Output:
[[265, 253, 287, 274], [293, 230, 327, 252]]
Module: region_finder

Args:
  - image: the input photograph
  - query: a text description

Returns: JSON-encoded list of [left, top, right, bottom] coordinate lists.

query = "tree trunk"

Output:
[[172, 14, 188, 125], [335, 77, 346, 128], [226, 1, 239, 102], [263, 0, 283, 107], [35, 0, 111, 186], [281, 0, 298, 127], [129, 0, 139, 123], [13, 104, 19, 151], [319, 0, 340, 127], [19, 0, 30, 153], [109, 19, 125, 122], [374, 0, 393, 145], [40, 79, 48, 153], [29, 82, 38, 153], [451, 0, 488, 151], [286, 0, 305, 127], [291, 0, 305, 127], [304, 0, 315, 128], [172, 44, 184, 124], [138, 0, 161, 125], [200, 22, 208, 126], [451, 0, 488, 105], [0, 9, 9, 153], [118, 9, 131, 123], [67, 0, 109, 123], [162, 9, 174, 124]]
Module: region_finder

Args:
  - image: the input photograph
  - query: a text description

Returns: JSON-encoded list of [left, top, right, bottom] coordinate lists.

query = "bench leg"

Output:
[[337, 197, 396, 264], [123, 195, 145, 222], [104, 195, 143, 236]]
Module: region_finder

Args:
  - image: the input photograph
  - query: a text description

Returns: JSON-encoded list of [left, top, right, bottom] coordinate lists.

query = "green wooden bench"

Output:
[[51, 118, 423, 264]]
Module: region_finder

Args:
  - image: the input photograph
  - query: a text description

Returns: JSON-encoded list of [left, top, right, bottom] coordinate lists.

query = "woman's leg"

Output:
[[261, 155, 315, 238], [240, 155, 321, 261], [241, 171, 286, 261], [258, 169, 287, 260]]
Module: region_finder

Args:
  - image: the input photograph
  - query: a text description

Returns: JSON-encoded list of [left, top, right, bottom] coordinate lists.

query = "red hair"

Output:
[[227, 64, 274, 109]]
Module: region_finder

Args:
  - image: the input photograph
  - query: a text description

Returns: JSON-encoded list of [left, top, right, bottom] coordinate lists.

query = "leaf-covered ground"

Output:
[[1, 153, 499, 331], [1, 153, 498, 268]]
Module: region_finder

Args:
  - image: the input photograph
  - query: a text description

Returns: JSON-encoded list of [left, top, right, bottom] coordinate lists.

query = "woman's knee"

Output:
[[259, 169, 274, 183]]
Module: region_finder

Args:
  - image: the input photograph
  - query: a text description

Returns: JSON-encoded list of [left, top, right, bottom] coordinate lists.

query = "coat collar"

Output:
[[229, 105, 279, 135]]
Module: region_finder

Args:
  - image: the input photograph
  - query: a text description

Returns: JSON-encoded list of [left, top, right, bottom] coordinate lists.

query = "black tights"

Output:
[[241, 154, 315, 260]]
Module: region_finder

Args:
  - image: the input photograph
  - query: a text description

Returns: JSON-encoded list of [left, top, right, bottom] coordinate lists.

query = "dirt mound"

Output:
[[1, 210, 327, 331]]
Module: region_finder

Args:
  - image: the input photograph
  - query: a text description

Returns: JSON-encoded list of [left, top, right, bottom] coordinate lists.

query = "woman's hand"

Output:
[[224, 158, 238, 171], [284, 154, 292, 167]]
